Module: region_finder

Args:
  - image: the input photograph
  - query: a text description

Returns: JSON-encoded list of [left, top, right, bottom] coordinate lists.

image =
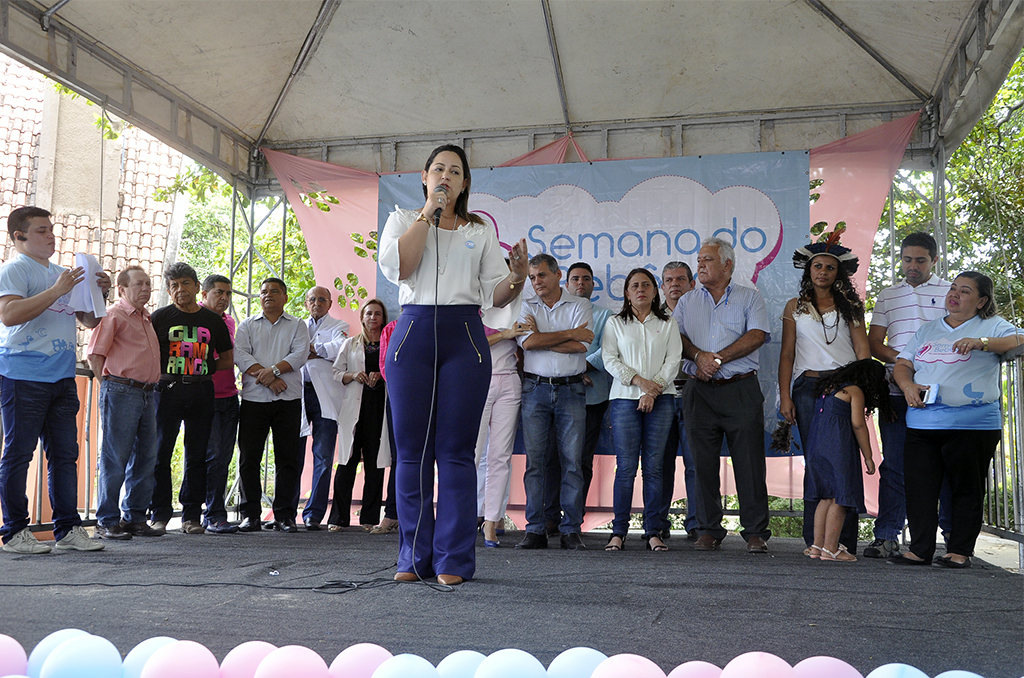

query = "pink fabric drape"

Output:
[[809, 111, 921, 293], [261, 148, 379, 330], [497, 133, 589, 166]]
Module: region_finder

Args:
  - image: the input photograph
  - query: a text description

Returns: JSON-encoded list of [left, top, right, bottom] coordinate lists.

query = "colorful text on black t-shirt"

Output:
[[166, 325, 212, 375]]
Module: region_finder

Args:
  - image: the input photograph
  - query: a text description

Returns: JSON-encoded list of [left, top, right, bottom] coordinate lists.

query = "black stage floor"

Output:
[[1, 528, 1021, 677]]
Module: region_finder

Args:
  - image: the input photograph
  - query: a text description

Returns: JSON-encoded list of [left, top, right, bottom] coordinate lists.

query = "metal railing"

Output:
[[983, 344, 1024, 569]]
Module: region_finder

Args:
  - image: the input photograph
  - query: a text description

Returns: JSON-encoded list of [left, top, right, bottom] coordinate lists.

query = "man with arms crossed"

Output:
[[516, 254, 593, 550], [673, 237, 772, 554], [298, 285, 349, 530], [0, 206, 108, 553], [864, 232, 951, 558]]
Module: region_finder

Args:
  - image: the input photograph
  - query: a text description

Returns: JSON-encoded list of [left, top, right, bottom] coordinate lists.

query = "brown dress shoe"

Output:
[[393, 571, 419, 582], [437, 574, 463, 586], [694, 534, 722, 551], [746, 536, 768, 553]]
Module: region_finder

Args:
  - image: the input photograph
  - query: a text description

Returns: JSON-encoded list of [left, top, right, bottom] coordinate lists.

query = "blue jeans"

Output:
[[875, 394, 953, 540], [793, 373, 858, 550], [204, 394, 239, 524], [609, 395, 674, 536], [521, 378, 586, 534], [0, 376, 82, 542], [298, 383, 338, 524], [657, 395, 699, 533], [96, 381, 158, 526]]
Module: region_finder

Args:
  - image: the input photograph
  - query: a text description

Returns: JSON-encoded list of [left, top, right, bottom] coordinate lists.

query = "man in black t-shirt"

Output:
[[148, 262, 234, 534]]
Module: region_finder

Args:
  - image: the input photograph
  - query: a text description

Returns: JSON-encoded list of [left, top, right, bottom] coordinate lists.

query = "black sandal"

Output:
[[644, 534, 668, 551], [605, 534, 625, 551]]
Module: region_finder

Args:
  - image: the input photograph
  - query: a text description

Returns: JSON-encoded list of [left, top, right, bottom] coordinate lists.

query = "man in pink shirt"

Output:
[[200, 274, 240, 534], [86, 266, 165, 540]]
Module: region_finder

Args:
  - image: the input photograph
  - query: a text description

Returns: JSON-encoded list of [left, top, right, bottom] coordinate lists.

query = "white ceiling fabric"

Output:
[[2, 0, 1022, 179]]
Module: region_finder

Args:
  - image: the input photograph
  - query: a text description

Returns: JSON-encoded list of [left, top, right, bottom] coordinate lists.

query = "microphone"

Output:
[[432, 185, 448, 226]]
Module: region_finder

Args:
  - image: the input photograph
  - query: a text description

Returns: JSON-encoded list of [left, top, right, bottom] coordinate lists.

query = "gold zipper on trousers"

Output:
[[465, 322, 483, 363], [393, 319, 414, 362]]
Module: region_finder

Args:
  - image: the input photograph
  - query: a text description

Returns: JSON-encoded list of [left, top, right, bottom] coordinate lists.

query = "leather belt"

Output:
[[103, 375, 158, 392], [707, 370, 757, 385], [523, 372, 584, 386], [160, 374, 214, 384]]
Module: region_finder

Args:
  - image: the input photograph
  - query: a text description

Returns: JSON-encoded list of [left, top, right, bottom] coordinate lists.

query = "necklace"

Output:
[[820, 308, 840, 345], [436, 216, 461, 275]]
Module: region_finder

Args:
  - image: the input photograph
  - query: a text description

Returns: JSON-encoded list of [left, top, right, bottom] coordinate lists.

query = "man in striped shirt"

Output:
[[865, 232, 951, 558]]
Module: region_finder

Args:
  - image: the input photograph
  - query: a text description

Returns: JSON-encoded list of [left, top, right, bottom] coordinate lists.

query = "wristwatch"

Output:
[[980, 337, 989, 352], [272, 365, 282, 377]]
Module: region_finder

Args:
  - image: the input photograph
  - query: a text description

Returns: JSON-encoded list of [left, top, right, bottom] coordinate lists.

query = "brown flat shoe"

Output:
[[393, 571, 419, 582], [694, 534, 722, 551], [437, 574, 463, 586]]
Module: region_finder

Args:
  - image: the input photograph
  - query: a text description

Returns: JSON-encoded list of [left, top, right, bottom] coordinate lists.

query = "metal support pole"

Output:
[[280, 202, 287, 279], [229, 177, 237, 313], [933, 140, 949, 280], [888, 182, 897, 284]]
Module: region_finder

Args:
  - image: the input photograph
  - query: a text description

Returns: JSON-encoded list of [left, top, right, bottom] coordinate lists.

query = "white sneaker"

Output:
[[2, 528, 52, 554], [54, 525, 105, 552]]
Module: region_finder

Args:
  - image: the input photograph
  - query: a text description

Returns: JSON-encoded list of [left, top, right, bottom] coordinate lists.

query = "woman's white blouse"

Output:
[[378, 207, 509, 307], [601, 313, 682, 400]]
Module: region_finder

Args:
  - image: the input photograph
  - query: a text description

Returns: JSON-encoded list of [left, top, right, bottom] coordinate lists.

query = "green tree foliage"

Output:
[[164, 165, 314, 319], [871, 54, 1024, 325]]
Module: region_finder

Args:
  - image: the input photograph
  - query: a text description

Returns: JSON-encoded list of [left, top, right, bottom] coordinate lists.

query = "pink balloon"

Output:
[[592, 654, 667, 678], [255, 645, 329, 678], [140, 640, 220, 678], [220, 641, 278, 678], [793, 656, 863, 678], [721, 653, 794, 678], [668, 661, 723, 678], [329, 643, 393, 678], [0, 634, 27, 677]]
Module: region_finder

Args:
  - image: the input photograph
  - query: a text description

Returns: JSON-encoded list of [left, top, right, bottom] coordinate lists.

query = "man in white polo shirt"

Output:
[[865, 232, 951, 558], [515, 253, 593, 551]]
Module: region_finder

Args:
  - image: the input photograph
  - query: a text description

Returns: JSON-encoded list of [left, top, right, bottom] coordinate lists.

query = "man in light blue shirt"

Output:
[[515, 254, 593, 550], [0, 206, 109, 554], [543, 261, 612, 529], [672, 237, 772, 554]]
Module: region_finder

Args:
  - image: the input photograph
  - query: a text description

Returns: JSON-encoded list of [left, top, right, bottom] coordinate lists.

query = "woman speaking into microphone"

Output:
[[378, 144, 528, 585]]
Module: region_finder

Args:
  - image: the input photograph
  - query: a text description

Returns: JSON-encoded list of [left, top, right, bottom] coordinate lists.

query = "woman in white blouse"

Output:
[[778, 239, 869, 555], [601, 268, 682, 552], [377, 144, 528, 586]]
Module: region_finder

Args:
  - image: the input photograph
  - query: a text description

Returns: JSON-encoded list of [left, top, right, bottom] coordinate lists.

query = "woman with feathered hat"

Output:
[[778, 228, 871, 556]]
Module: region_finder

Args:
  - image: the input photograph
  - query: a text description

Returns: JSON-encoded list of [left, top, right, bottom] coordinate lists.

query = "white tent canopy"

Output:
[[2, 0, 1022, 183]]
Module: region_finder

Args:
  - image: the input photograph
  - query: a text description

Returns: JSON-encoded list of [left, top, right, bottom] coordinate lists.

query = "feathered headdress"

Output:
[[793, 223, 859, 274]]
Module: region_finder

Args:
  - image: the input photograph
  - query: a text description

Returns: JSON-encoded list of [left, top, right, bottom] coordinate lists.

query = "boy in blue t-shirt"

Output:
[[0, 206, 110, 554]]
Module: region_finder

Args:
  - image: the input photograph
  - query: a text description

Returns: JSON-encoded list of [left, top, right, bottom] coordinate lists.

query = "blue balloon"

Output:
[[934, 672, 985, 678], [866, 664, 930, 678], [475, 649, 546, 678], [372, 653, 440, 678], [546, 647, 608, 678], [26, 630, 88, 678], [39, 635, 121, 678], [436, 650, 486, 678], [122, 637, 177, 678]]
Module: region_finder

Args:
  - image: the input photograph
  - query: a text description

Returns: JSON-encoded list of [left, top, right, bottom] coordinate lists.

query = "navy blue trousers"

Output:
[[385, 305, 490, 580]]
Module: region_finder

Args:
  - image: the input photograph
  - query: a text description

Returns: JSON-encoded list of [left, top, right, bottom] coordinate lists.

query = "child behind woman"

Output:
[[805, 359, 895, 562]]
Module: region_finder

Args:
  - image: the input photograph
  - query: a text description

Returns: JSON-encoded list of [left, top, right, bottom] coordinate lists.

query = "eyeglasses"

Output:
[[307, 296, 330, 303]]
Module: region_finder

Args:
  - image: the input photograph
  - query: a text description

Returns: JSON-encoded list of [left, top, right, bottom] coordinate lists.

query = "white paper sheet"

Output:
[[67, 252, 107, 318]]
